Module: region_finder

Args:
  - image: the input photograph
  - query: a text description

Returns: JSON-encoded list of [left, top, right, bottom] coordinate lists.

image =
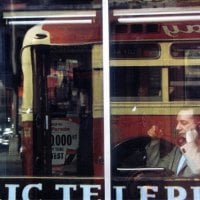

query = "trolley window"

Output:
[[171, 42, 200, 58], [169, 66, 200, 101], [110, 67, 161, 101], [110, 43, 160, 59]]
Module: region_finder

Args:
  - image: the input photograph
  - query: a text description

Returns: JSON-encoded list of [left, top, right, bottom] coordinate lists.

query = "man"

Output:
[[146, 108, 200, 177]]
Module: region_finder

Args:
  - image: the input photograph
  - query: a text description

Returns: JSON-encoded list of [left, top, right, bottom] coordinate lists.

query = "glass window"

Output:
[[2, 1, 200, 200], [110, 67, 161, 101], [45, 45, 93, 176], [2, 4, 104, 199], [171, 42, 200, 58], [169, 66, 200, 101], [110, 43, 160, 59], [110, 5, 200, 200], [0, 24, 22, 177]]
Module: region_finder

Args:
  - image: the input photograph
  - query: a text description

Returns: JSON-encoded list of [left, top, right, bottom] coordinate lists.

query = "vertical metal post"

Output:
[[102, 0, 111, 199]]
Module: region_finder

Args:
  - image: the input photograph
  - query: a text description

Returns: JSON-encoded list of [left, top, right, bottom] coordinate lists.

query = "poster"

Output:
[[51, 118, 79, 175]]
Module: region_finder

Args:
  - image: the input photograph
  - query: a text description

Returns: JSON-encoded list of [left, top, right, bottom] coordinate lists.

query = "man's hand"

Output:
[[147, 125, 163, 138], [185, 129, 198, 143]]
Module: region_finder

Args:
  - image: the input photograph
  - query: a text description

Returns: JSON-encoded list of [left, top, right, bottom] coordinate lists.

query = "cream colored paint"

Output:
[[21, 25, 50, 121]]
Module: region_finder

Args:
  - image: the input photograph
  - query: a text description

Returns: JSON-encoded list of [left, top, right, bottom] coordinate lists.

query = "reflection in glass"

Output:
[[110, 67, 161, 101], [45, 46, 92, 176], [169, 66, 200, 101]]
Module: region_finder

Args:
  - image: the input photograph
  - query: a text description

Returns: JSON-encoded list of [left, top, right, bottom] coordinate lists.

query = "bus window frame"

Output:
[[110, 42, 161, 59], [110, 66, 162, 102], [170, 42, 200, 58]]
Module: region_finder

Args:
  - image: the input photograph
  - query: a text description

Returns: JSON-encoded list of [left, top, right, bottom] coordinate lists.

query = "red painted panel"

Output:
[[111, 115, 177, 144], [112, 22, 200, 41], [43, 19, 200, 44], [93, 115, 178, 176], [42, 11, 102, 44], [93, 119, 104, 176], [21, 121, 33, 176], [43, 23, 101, 44]]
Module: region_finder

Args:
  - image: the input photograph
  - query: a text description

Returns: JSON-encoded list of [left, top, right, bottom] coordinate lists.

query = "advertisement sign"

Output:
[[51, 118, 79, 175]]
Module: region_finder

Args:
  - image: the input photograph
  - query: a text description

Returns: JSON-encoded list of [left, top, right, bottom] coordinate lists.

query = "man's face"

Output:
[[176, 109, 196, 138]]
